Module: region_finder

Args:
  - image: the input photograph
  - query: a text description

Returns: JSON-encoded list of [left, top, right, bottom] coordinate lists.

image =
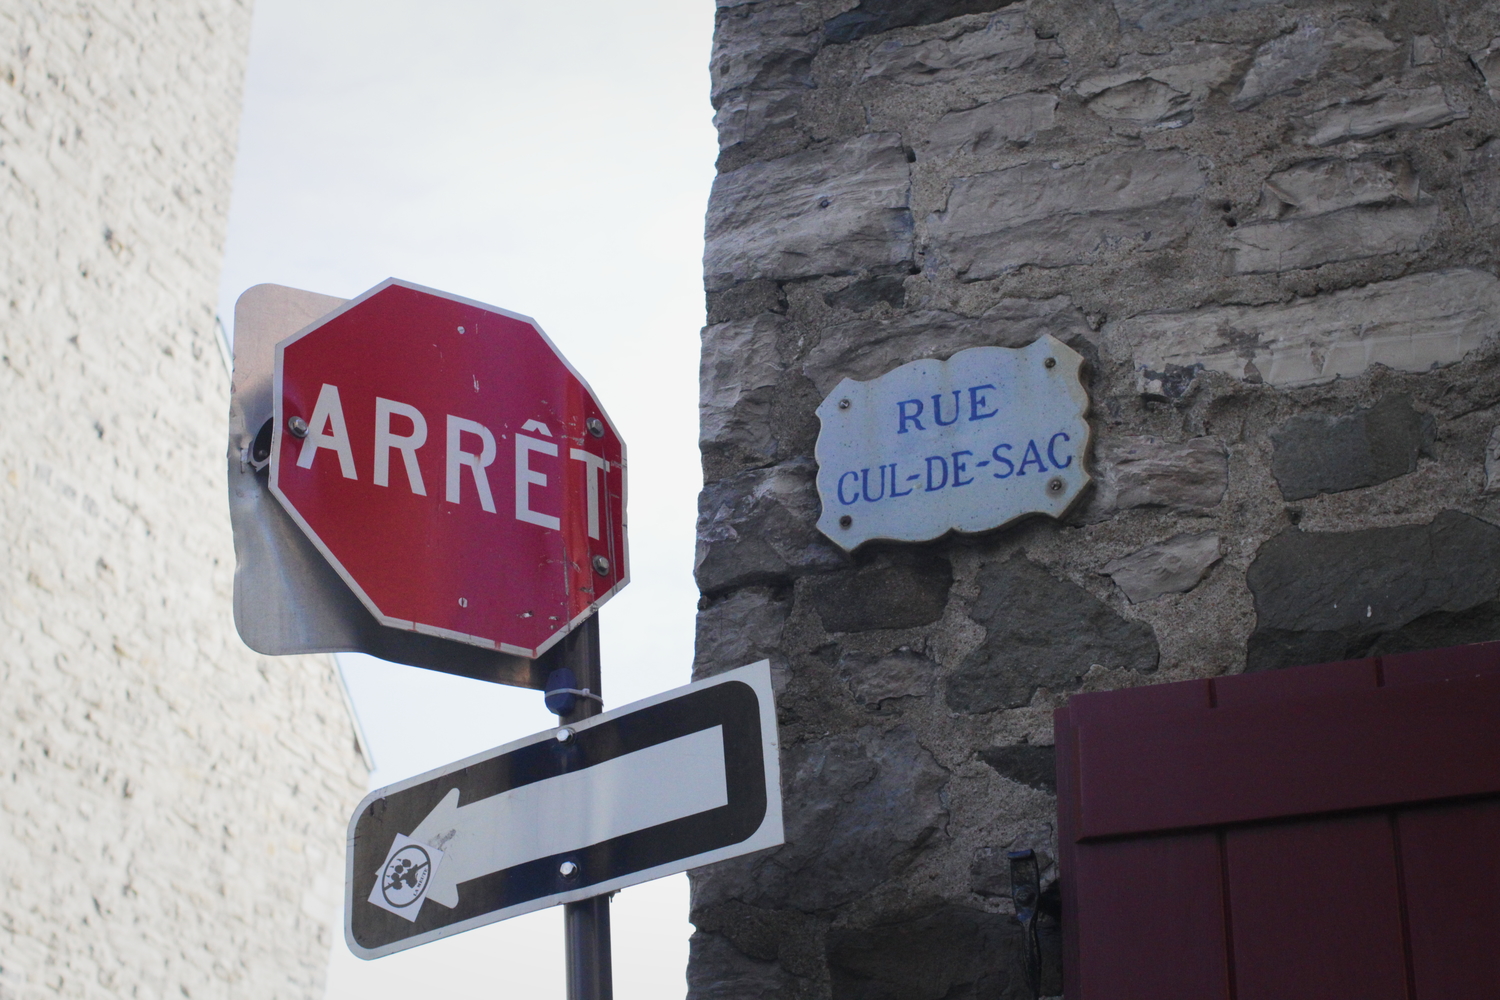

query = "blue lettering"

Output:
[[861, 467, 886, 503], [1047, 431, 1073, 469], [968, 384, 998, 421], [897, 399, 925, 433], [952, 450, 974, 487], [925, 456, 949, 491], [991, 443, 1015, 479], [837, 471, 860, 505], [889, 463, 914, 497], [1018, 439, 1047, 476], [931, 391, 960, 427]]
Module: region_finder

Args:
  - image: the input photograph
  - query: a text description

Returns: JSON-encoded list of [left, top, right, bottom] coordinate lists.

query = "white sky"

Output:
[[217, 1, 717, 996]]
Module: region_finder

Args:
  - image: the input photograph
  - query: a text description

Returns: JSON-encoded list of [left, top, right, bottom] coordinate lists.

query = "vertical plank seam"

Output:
[[1375, 655, 1386, 688], [1217, 829, 1239, 1000], [1389, 811, 1418, 1000]]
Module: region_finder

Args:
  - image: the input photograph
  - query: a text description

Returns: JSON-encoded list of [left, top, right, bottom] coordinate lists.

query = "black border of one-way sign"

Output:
[[345, 661, 783, 959]]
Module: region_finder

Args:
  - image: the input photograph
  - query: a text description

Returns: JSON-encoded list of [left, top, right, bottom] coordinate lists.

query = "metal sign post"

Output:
[[541, 615, 613, 1000], [231, 280, 782, 994]]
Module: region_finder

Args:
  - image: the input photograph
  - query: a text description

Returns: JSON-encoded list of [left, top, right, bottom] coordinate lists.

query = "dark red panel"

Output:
[[1070, 833, 1231, 1000], [1227, 815, 1407, 1000], [1399, 799, 1500, 999], [1211, 657, 1377, 708], [1065, 679, 1211, 728], [1058, 645, 1500, 1000], [1382, 640, 1500, 688], [1053, 707, 1083, 995], [1074, 673, 1500, 838]]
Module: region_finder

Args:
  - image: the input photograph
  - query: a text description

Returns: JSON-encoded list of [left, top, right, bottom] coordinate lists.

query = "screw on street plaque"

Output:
[[345, 661, 784, 959], [814, 336, 1091, 549], [268, 278, 627, 659]]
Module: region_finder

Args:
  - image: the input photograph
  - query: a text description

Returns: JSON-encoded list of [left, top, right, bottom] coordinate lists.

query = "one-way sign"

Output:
[[345, 661, 783, 959]]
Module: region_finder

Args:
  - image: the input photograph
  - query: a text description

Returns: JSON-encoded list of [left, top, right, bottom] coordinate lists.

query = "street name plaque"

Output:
[[814, 335, 1091, 550]]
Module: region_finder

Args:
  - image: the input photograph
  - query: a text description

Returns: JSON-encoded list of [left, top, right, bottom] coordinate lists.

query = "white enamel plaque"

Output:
[[814, 336, 1091, 550]]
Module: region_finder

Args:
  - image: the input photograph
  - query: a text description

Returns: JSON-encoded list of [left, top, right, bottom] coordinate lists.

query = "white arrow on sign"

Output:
[[409, 726, 729, 911], [347, 660, 782, 960]]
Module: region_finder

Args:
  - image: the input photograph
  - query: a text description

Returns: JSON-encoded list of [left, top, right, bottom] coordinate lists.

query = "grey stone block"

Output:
[[969, 829, 1057, 905], [713, 88, 806, 153], [1270, 395, 1435, 501], [968, 846, 1015, 897], [706, 279, 788, 326], [823, 0, 1014, 45], [732, 727, 950, 911], [694, 587, 792, 680], [948, 554, 1159, 712], [1232, 20, 1399, 110], [1486, 426, 1500, 492], [826, 906, 1025, 1000], [1300, 86, 1466, 147], [803, 296, 1091, 395], [803, 549, 953, 633], [1103, 532, 1222, 603], [709, 1, 822, 152], [822, 275, 907, 312], [1086, 79, 1193, 123], [1471, 37, 1500, 103], [710, 1, 818, 102], [1412, 35, 1442, 65], [1261, 156, 1418, 216], [1462, 138, 1500, 229], [1076, 42, 1248, 124], [978, 743, 1057, 792], [704, 133, 914, 292], [1226, 201, 1439, 274], [701, 315, 789, 473], [839, 648, 937, 707], [1110, 268, 1500, 389], [696, 459, 848, 594], [1245, 511, 1500, 671], [1094, 435, 1228, 513], [1112, 0, 1283, 33], [687, 931, 798, 1000], [924, 92, 1058, 158], [1134, 363, 1206, 403], [927, 150, 1207, 279], [863, 12, 1065, 88]]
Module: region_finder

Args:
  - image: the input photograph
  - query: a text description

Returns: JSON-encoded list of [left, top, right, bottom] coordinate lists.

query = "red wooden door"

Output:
[[1055, 641, 1500, 999]]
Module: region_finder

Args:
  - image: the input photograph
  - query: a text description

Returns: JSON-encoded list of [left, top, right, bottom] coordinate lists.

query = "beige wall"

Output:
[[0, 3, 366, 997]]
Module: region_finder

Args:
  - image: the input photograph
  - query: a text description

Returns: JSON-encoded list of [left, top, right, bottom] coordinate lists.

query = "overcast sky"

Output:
[[217, 1, 717, 996]]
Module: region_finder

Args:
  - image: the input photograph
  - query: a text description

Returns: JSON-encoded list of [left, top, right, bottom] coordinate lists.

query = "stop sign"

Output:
[[269, 279, 626, 659]]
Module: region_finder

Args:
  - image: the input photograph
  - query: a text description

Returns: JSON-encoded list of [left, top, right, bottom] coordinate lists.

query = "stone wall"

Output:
[[691, 0, 1500, 996], [0, 4, 367, 997]]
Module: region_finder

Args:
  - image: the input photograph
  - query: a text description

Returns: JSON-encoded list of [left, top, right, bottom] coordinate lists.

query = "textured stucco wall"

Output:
[[691, 0, 1500, 996], [0, 3, 367, 997]]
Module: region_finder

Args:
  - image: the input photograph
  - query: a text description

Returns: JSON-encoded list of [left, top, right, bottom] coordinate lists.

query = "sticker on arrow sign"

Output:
[[369, 833, 446, 921]]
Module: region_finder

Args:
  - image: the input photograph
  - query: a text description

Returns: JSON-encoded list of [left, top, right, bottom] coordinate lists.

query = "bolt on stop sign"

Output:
[[269, 279, 626, 659]]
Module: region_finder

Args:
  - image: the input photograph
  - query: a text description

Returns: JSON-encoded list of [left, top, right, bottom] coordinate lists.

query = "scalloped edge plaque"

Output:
[[814, 335, 1091, 551]]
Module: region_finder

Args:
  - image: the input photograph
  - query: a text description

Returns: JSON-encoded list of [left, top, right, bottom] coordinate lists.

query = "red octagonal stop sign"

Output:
[[269, 279, 626, 659]]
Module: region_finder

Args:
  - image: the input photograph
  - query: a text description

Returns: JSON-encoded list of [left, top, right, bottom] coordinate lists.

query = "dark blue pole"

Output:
[[543, 614, 612, 1000]]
